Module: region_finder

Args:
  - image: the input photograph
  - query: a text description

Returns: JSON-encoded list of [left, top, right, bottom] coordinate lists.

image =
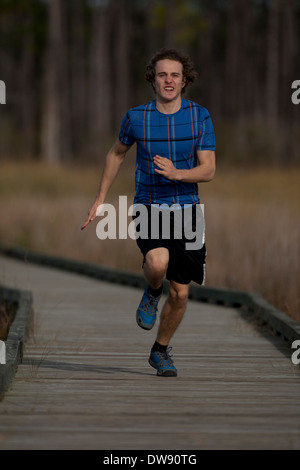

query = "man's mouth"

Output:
[[164, 87, 174, 91]]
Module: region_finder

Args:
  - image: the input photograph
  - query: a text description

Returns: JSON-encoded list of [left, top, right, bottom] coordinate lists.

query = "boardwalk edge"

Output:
[[0, 283, 33, 399], [1, 245, 299, 347]]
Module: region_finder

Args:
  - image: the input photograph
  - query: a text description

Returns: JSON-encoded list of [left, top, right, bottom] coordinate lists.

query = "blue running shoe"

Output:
[[136, 286, 162, 330], [148, 347, 177, 377]]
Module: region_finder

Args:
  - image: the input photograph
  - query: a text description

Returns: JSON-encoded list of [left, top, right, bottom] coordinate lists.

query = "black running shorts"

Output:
[[132, 204, 206, 285]]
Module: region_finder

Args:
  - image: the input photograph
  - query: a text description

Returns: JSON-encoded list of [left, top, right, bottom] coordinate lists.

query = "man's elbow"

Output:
[[209, 165, 216, 181], [205, 161, 216, 182], [198, 150, 216, 182]]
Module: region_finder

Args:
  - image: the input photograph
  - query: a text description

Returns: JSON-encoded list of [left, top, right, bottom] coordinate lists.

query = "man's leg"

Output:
[[136, 248, 168, 330], [149, 280, 189, 377], [156, 280, 189, 346], [143, 247, 169, 289]]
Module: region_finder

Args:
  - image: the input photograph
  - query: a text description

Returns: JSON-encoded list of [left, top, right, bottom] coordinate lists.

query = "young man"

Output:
[[82, 48, 216, 377]]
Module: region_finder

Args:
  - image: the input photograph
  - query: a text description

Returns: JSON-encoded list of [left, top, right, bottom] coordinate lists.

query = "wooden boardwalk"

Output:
[[0, 255, 299, 450]]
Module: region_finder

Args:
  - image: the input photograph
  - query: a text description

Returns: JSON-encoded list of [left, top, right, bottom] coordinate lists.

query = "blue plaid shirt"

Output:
[[119, 99, 215, 206]]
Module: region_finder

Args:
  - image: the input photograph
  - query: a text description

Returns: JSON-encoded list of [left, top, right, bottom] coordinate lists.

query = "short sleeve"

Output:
[[196, 111, 216, 151], [118, 112, 135, 146]]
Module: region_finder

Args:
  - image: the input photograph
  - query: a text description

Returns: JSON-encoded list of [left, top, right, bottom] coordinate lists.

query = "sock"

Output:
[[152, 341, 167, 353], [148, 284, 163, 298]]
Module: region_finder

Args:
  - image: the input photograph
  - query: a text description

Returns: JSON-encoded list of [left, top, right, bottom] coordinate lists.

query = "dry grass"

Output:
[[0, 161, 299, 322]]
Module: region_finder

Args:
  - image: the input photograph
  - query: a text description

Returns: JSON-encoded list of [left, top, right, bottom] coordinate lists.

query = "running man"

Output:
[[82, 48, 216, 377]]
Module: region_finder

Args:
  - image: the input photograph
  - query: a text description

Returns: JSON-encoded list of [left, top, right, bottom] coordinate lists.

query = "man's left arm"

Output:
[[153, 150, 216, 183]]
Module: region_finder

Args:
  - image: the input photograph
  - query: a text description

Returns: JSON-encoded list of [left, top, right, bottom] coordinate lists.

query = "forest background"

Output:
[[0, 0, 299, 322]]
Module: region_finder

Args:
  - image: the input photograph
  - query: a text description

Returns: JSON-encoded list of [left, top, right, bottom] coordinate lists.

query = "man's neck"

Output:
[[155, 97, 182, 115]]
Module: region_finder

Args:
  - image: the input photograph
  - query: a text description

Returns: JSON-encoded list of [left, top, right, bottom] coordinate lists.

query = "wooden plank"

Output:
[[2, 245, 300, 343], [0, 255, 299, 450]]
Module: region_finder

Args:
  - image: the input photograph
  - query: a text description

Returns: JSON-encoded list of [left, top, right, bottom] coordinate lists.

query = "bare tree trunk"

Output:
[[19, 22, 36, 158], [88, 1, 113, 158], [266, 0, 280, 129], [164, 0, 177, 48], [197, 8, 218, 113], [41, 0, 70, 164], [239, 0, 253, 117], [224, 0, 257, 118], [145, 0, 160, 56], [280, 0, 297, 120], [70, 0, 87, 160], [143, 0, 161, 102], [280, 0, 298, 164], [113, 0, 131, 127], [224, 0, 240, 118], [251, 13, 266, 118], [0, 12, 21, 157]]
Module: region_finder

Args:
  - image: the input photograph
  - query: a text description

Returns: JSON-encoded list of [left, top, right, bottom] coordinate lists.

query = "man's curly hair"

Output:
[[145, 48, 197, 94]]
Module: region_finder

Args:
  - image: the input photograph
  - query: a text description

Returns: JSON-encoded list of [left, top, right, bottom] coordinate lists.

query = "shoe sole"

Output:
[[136, 312, 156, 330], [148, 358, 177, 377]]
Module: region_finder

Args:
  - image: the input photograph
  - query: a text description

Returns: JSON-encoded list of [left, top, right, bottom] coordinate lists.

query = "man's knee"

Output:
[[144, 248, 169, 276], [169, 282, 189, 304]]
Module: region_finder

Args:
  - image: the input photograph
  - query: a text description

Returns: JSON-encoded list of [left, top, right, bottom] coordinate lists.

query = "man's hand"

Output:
[[154, 150, 215, 184], [153, 155, 178, 181], [81, 201, 104, 230]]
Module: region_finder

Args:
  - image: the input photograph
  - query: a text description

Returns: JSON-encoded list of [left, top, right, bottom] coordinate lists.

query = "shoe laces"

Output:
[[142, 293, 159, 312], [157, 347, 174, 366]]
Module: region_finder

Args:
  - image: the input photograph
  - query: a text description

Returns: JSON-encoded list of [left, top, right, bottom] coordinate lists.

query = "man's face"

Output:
[[153, 59, 186, 103]]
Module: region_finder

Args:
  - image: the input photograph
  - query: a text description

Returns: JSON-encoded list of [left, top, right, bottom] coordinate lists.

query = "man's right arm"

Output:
[[81, 139, 131, 229]]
